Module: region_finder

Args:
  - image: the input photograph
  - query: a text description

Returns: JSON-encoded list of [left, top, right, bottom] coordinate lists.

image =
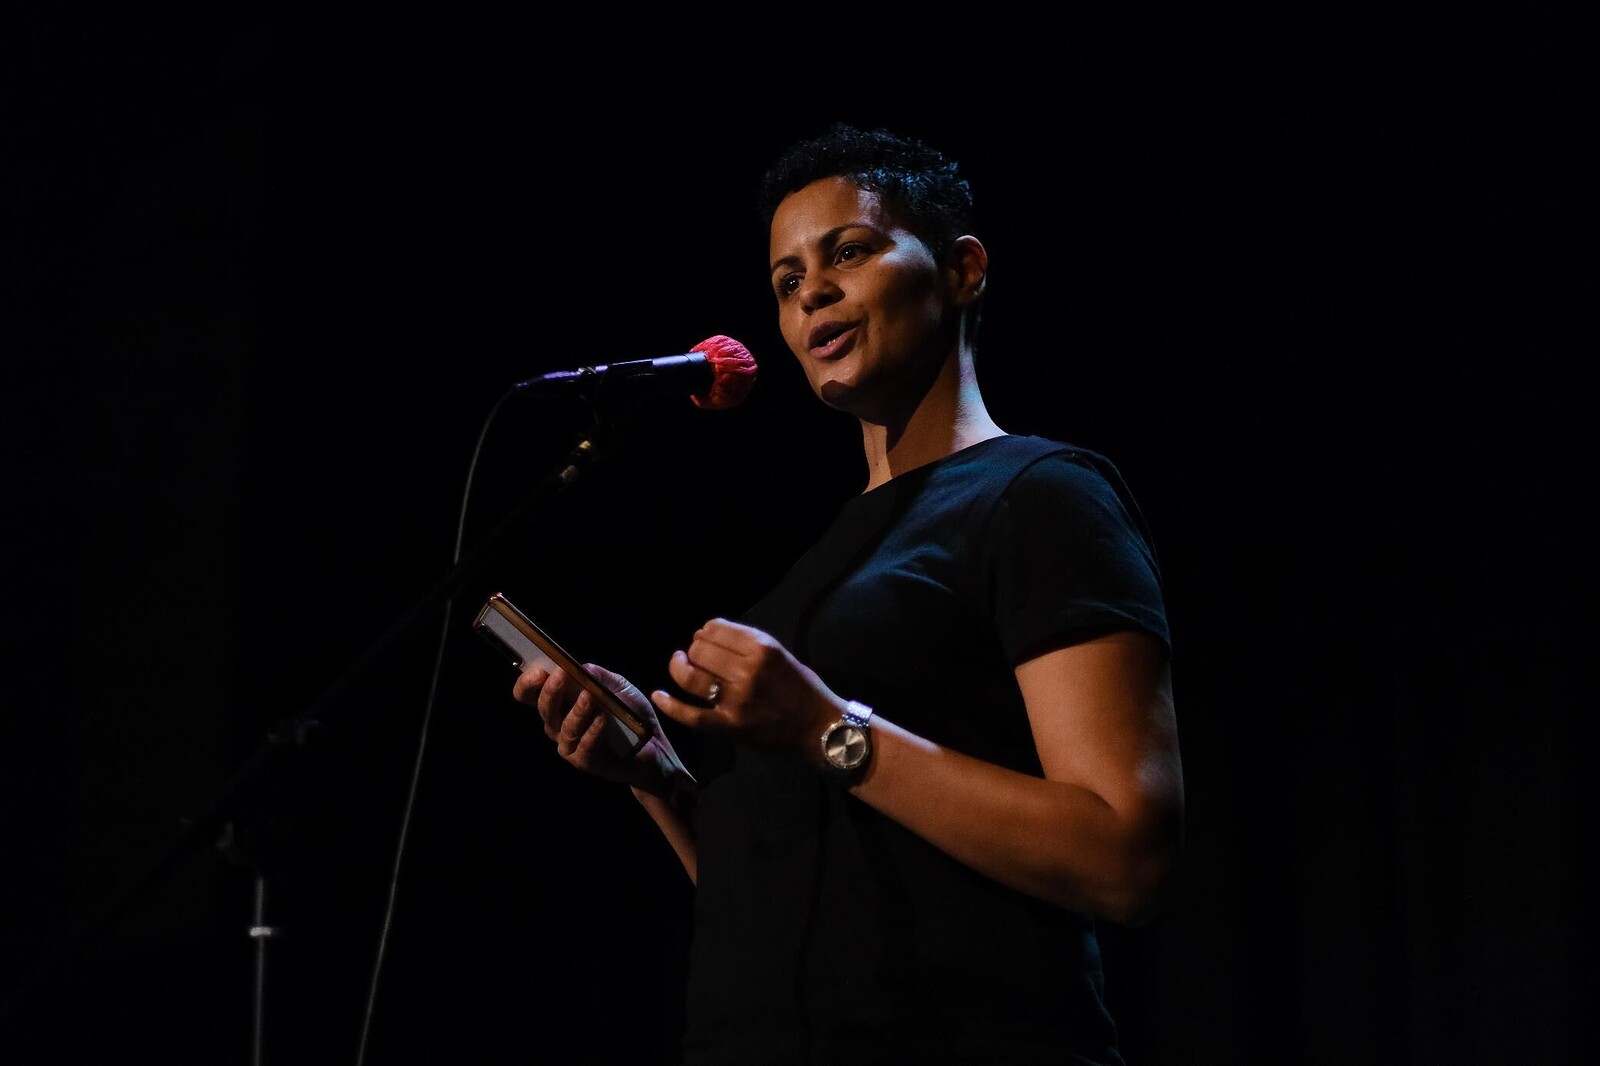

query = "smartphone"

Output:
[[472, 592, 651, 758]]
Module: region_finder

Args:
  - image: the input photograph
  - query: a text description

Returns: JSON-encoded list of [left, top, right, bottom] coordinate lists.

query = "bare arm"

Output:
[[654, 620, 1183, 925], [853, 631, 1182, 923], [630, 779, 699, 884]]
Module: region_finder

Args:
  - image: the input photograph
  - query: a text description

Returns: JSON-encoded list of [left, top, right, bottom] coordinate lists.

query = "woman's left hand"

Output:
[[651, 617, 844, 752]]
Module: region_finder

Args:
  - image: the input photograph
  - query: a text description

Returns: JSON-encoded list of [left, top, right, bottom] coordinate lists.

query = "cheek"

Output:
[[778, 309, 809, 360], [878, 267, 944, 319]]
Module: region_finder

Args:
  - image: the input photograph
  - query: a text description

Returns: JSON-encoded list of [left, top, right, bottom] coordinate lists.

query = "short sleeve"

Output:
[[986, 451, 1170, 665]]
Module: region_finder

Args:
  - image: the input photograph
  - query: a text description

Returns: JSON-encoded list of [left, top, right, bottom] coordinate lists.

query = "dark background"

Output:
[[2, 8, 1589, 1065]]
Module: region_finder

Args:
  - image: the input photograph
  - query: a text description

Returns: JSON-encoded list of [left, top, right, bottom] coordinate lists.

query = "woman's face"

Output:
[[768, 176, 956, 421]]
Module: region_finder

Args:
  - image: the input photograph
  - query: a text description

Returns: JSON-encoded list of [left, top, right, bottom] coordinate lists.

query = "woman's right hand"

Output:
[[513, 662, 688, 796]]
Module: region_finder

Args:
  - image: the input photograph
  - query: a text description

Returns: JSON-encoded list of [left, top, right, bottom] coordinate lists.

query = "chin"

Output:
[[817, 379, 861, 411]]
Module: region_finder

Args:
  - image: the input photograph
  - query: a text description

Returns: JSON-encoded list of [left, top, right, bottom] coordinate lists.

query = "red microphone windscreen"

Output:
[[689, 335, 758, 410]]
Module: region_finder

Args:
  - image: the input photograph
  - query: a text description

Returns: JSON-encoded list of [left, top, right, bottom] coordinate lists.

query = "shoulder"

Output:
[[986, 437, 1163, 583], [983, 435, 1127, 506]]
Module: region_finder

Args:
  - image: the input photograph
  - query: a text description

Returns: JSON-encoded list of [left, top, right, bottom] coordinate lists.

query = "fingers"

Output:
[[511, 664, 548, 705], [657, 619, 780, 733], [513, 665, 589, 744], [652, 686, 717, 732], [667, 617, 769, 699], [535, 668, 574, 734], [689, 617, 768, 663], [667, 648, 729, 707], [553, 691, 609, 759]]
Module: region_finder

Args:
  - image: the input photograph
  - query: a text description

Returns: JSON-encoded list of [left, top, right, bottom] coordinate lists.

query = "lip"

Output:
[[807, 320, 858, 359]]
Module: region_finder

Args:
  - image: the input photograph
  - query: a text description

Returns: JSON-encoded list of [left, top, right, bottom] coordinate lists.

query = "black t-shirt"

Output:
[[682, 434, 1169, 1066]]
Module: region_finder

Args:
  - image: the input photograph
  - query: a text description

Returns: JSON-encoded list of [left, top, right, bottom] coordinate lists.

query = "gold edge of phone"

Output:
[[472, 593, 650, 758]]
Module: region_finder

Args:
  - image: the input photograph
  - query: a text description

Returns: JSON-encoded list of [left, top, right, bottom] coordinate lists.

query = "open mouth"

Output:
[[808, 321, 855, 358]]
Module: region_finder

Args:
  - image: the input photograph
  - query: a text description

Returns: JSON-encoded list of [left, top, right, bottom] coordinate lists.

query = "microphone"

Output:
[[517, 335, 758, 410]]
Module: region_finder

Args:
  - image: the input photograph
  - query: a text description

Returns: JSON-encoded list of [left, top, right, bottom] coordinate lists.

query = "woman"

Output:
[[516, 123, 1183, 1065]]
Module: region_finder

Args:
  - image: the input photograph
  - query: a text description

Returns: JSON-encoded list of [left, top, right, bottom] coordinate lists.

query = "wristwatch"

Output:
[[819, 701, 874, 778]]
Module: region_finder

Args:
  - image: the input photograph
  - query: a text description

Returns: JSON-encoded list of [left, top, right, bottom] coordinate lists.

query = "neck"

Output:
[[858, 351, 1004, 492]]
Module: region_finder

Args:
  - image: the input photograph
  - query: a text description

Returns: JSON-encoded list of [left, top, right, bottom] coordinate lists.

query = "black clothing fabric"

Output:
[[681, 434, 1169, 1066]]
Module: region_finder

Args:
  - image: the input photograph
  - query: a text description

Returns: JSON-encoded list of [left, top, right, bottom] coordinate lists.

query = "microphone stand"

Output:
[[0, 399, 641, 1063]]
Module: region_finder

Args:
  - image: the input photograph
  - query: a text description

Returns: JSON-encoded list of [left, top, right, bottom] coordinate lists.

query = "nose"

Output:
[[797, 271, 841, 314]]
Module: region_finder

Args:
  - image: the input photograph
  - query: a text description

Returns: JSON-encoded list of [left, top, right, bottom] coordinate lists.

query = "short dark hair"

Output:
[[757, 123, 977, 259]]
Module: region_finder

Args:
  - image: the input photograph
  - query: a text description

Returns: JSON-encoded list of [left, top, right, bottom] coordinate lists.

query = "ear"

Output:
[[946, 235, 989, 308]]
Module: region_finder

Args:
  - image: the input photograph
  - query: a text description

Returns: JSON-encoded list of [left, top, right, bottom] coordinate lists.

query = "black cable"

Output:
[[352, 382, 522, 1066]]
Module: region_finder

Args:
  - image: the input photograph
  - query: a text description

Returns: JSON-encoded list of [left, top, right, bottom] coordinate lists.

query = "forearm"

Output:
[[632, 780, 699, 884], [850, 717, 1183, 924]]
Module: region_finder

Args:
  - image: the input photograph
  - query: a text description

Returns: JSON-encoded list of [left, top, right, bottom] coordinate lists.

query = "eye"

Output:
[[835, 242, 870, 265], [774, 272, 801, 299]]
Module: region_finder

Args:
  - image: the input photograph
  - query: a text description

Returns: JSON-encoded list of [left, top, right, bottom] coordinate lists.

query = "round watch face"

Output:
[[823, 723, 869, 771]]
